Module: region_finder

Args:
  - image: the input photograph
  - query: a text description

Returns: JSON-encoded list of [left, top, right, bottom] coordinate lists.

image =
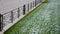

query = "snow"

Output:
[[0, 0, 34, 14]]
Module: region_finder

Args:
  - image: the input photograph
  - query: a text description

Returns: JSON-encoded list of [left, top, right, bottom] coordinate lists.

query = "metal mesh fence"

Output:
[[0, 0, 42, 31]]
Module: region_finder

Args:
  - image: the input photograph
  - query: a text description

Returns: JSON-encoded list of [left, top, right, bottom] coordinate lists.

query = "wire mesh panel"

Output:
[[32, 2, 33, 9], [37, 0, 39, 4], [13, 9, 18, 21], [38, 0, 40, 4], [39, 0, 41, 2], [3, 12, 11, 27], [27, 4, 29, 11], [38, 0, 40, 3], [25, 4, 28, 13], [0, 0, 42, 31], [11, 11, 13, 23], [36, 0, 38, 5], [29, 3, 31, 11], [30, 2, 32, 10], [34, 1, 35, 7], [17, 8, 20, 18], [35, 0, 37, 6], [20, 7, 23, 16]]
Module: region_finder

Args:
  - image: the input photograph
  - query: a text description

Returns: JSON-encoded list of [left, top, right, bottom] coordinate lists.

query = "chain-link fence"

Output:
[[0, 0, 42, 31]]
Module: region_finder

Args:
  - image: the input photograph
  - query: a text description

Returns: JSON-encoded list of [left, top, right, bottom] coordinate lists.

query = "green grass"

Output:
[[4, 0, 60, 34]]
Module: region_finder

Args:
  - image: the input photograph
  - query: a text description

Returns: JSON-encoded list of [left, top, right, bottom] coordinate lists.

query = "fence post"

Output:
[[33, 1, 34, 8], [11, 11, 13, 23], [17, 8, 20, 18], [35, 0, 37, 6], [0, 14, 3, 31], [23, 5, 26, 15]]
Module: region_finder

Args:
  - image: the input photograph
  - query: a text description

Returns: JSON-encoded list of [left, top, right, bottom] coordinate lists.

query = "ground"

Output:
[[4, 0, 60, 34]]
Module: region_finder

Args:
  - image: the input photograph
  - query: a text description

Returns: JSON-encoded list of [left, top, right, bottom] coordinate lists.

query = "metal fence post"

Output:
[[0, 14, 3, 31], [23, 5, 26, 15], [35, 0, 36, 6], [33, 1, 34, 8], [17, 8, 20, 18], [11, 11, 13, 23]]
